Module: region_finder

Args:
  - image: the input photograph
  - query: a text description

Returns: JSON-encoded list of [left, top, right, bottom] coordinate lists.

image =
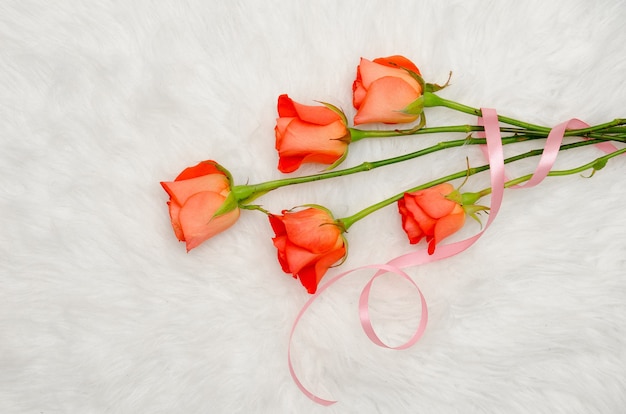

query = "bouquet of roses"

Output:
[[159, 54, 626, 405], [160, 55, 625, 294]]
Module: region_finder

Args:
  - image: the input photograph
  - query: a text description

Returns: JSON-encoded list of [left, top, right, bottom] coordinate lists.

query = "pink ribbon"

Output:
[[288, 109, 619, 405], [288, 264, 428, 406], [479, 118, 619, 187]]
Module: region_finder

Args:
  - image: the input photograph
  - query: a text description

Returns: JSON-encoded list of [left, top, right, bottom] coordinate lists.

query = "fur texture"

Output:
[[1, 0, 625, 412]]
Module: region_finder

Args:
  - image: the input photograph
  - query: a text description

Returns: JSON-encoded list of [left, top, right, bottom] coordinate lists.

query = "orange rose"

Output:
[[398, 183, 465, 255], [275, 94, 350, 173], [161, 160, 240, 251], [269, 207, 347, 294], [352, 55, 423, 125]]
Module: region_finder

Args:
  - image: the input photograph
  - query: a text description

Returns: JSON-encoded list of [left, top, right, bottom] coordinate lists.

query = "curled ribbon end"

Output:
[[288, 348, 338, 405]]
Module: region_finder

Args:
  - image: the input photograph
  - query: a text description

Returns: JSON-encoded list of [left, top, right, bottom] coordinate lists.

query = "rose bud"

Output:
[[269, 206, 347, 293], [275, 94, 350, 173], [398, 183, 466, 255], [161, 160, 240, 251], [352, 55, 423, 125]]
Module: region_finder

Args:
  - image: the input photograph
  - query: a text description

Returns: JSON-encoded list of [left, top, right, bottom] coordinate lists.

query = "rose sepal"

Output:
[[402, 95, 425, 116], [210, 190, 240, 219], [424, 71, 452, 93], [461, 203, 491, 227], [446, 189, 490, 227], [317, 101, 350, 132]]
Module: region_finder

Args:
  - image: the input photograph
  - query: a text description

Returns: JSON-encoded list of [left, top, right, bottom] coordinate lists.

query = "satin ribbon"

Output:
[[288, 264, 428, 406], [478, 118, 619, 187], [288, 109, 619, 405]]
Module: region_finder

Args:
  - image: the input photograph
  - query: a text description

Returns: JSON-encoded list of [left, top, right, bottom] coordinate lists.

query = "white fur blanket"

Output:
[[1, 1, 625, 412]]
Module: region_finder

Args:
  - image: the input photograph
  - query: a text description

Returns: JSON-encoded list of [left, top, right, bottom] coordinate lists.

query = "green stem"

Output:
[[338, 139, 625, 230], [349, 118, 626, 142], [235, 124, 625, 204], [232, 134, 538, 203], [423, 91, 551, 132], [477, 146, 626, 197], [349, 125, 507, 140]]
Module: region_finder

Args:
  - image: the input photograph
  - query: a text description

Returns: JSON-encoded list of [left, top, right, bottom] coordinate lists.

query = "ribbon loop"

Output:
[[358, 264, 428, 350], [288, 263, 429, 406]]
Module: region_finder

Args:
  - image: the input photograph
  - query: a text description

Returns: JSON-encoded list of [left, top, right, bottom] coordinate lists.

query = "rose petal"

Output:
[[352, 70, 367, 109], [274, 117, 295, 149], [175, 160, 223, 181], [277, 155, 305, 174], [271, 235, 291, 275], [178, 191, 240, 251], [353, 76, 422, 125], [166, 200, 185, 241], [402, 194, 437, 236], [276, 119, 348, 173], [357, 58, 421, 94], [433, 207, 466, 246], [282, 209, 342, 252], [278, 94, 341, 125], [398, 197, 424, 244], [414, 184, 457, 218], [277, 94, 298, 118], [276, 119, 347, 153], [161, 174, 230, 207], [269, 214, 286, 236], [298, 242, 346, 294], [373, 55, 421, 75], [283, 242, 320, 275]]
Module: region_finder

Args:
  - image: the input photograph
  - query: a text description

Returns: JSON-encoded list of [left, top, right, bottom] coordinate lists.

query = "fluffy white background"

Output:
[[1, 0, 625, 412]]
